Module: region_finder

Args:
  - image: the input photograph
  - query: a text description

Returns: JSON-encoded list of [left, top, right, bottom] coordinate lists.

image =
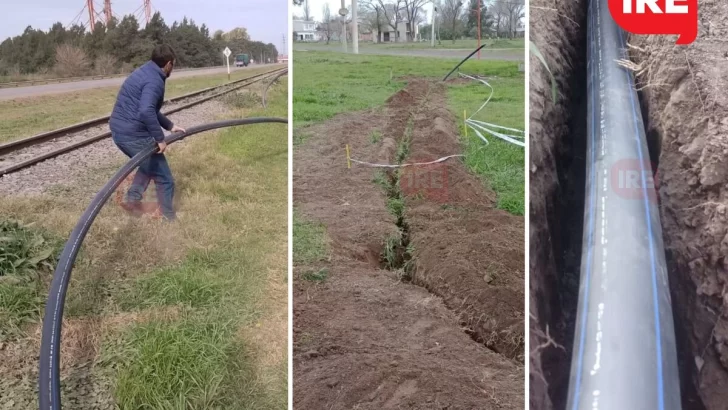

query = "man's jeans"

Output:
[[112, 134, 175, 220]]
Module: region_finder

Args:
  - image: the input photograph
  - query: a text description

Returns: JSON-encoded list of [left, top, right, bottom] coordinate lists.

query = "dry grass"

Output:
[[0, 78, 289, 408]]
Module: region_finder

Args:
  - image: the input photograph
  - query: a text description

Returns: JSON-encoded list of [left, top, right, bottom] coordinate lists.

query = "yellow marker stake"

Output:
[[464, 110, 468, 137], [346, 144, 351, 169]]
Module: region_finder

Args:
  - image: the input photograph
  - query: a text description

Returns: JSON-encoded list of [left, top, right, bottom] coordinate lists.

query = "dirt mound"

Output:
[[405, 82, 524, 359], [629, 4, 728, 407], [293, 80, 524, 409]]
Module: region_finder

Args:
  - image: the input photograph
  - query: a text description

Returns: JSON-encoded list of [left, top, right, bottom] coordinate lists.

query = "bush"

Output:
[[94, 53, 118, 75], [54, 43, 91, 77]]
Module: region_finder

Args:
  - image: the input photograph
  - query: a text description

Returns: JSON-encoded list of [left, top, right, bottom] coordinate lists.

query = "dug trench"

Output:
[[530, 0, 728, 409], [293, 79, 524, 408]]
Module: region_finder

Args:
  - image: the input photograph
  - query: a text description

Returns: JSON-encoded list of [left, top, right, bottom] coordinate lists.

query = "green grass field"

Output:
[[0, 65, 281, 144], [293, 51, 524, 214], [0, 81, 288, 408], [294, 38, 524, 50]]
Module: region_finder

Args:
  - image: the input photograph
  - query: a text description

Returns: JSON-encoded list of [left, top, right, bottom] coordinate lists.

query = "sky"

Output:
[[0, 0, 289, 51], [293, 0, 434, 24]]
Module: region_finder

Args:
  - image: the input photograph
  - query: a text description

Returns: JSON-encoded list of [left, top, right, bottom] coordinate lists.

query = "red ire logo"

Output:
[[399, 159, 449, 203], [609, 158, 659, 203], [608, 0, 697, 45]]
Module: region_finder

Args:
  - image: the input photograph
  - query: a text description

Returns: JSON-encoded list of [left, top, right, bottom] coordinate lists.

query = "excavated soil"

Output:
[[293, 79, 524, 409], [629, 2, 728, 407]]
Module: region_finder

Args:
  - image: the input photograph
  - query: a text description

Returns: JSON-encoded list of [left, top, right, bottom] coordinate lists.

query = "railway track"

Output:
[[0, 67, 287, 177]]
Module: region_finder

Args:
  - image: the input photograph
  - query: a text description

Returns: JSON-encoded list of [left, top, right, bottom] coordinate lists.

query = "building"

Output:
[[372, 21, 419, 43], [292, 19, 319, 42], [277, 55, 289, 64]]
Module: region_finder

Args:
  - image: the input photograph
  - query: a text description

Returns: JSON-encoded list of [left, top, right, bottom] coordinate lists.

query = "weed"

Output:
[[302, 268, 329, 282], [369, 130, 383, 144], [0, 220, 60, 277]]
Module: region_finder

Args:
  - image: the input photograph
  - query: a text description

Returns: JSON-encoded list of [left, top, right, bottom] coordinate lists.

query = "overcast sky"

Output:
[[293, 0, 433, 23], [1, 0, 288, 50]]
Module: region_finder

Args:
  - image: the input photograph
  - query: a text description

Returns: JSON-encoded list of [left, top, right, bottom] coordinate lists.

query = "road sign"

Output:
[[223, 47, 231, 80], [338, 7, 348, 16]]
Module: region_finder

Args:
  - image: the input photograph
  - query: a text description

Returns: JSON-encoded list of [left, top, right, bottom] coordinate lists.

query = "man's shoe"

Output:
[[120, 201, 143, 217]]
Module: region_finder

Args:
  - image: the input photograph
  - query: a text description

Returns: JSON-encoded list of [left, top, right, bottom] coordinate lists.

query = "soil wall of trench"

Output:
[[529, 0, 728, 408]]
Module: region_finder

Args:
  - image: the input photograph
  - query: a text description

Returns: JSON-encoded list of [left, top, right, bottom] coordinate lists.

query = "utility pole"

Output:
[[87, 0, 96, 32], [339, 0, 348, 53], [352, 0, 359, 54], [430, 2, 436, 47], [476, 1, 481, 59]]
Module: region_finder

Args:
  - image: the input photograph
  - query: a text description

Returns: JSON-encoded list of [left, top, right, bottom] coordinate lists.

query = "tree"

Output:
[[441, 0, 464, 43], [402, 0, 428, 41], [505, 0, 525, 38], [466, 0, 492, 37], [303, 0, 312, 21], [378, 0, 404, 42], [322, 4, 332, 44], [362, 0, 386, 43]]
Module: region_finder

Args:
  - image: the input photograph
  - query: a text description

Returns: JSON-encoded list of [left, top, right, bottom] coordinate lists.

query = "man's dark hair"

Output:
[[151, 44, 176, 68]]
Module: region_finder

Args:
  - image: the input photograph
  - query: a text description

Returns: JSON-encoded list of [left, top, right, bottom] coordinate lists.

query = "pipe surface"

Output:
[[566, 0, 681, 408], [38, 118, 287, 410]]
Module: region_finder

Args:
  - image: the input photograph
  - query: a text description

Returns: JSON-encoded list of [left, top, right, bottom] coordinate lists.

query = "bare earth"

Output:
[[293, 79, 524, 409]]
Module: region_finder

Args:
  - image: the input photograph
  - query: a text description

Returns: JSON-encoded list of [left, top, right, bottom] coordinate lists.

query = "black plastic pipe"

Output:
[[442, 44, 486, 81], [565, 0, 681, 409], [38, 117, 286, 410]]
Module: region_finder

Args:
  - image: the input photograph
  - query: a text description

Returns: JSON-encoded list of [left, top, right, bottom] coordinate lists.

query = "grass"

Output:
[[0, 65, 279, 144], [0, 79, 288, 408], [293, 50, 524, 215], [0, 220, 61, 339], [292, 211, 329, 265], [378, 38, 525, 50]]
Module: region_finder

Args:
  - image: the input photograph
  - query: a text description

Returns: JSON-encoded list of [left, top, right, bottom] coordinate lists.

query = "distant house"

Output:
[[372, 21, 419, 43], [515, 20, 525, 38], [277, 55, 289, 64], [293, 19, 319, 42]]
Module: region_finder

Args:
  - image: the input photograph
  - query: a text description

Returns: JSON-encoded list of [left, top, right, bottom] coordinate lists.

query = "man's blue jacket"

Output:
[[109, 61, 173, 142]]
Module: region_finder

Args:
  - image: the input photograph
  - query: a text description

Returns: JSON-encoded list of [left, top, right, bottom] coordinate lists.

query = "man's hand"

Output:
[[171, 124, 186, 133], [157, 141, 167, 153]]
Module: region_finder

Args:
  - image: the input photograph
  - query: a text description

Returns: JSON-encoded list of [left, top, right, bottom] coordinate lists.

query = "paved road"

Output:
[[294, 44, 524, 61], [0, 65, 262, 101]]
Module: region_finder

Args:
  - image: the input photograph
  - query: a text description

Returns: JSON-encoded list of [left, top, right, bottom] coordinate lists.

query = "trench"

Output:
[[532, 0, 703, 408]]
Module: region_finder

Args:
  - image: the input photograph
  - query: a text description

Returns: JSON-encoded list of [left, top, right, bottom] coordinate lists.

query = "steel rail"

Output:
[[37, 117, 287, 410], [0, 68, 286, 176], [0, 67, 285, 156]]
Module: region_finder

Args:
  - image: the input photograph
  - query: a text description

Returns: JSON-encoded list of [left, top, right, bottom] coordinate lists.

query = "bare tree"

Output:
[[322, 3, 332, 44], [402, 0, 428, 41], [54, 44, 90, 77], [505, 0, 524, 38], [378, 0, 405, 42], [362, 0, 387, 42], [490, 0, 508, 37], [441, 0, 463, 43], [303, 0, 312, 21]]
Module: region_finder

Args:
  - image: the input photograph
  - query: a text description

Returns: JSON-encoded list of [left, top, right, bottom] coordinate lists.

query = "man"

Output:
[[109, 44, 185, 221]]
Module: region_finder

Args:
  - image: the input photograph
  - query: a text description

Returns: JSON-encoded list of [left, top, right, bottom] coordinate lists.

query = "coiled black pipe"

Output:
[[38, 117, 286, 410], [262, 70, 288, 109], [442, 44, 486, 81]]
